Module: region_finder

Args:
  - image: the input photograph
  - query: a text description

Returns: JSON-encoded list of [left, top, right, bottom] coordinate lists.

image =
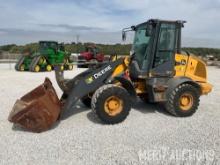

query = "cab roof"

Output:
[[136, 19, 186, 28], [39, 41, 58, 44]]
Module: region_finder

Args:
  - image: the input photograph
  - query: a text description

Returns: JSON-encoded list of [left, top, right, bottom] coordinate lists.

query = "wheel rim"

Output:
[[64, 58, 68, 64], [38, 57, 45, 65], [34, 65, 40, 72], [60, 65, 64, 71], [43, 59, 46, 64], [46, 65, 52, 71], [104, 96, 123, 116], [179, 93, 193, 111], [20, 64, 25, 71], [69, 65, 73, 70]]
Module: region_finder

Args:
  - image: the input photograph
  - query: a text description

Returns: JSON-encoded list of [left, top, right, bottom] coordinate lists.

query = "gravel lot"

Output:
[[0, 65, 219, 165]]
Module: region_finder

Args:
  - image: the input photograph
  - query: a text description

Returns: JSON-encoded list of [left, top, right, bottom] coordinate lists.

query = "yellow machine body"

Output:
[[175, 54, 212, 95], [111, 55, 212, 96]]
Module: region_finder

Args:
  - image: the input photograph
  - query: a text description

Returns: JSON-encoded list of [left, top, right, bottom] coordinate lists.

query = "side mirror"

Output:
[[122, 26, 135, 41], [122, 31, 126, 41]]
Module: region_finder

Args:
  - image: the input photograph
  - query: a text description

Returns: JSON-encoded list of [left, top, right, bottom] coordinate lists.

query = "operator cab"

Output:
[[123, 19, 185, 79], [86, 45, 99, 57], [58, 43, 65, 52], [39, 41, 59, 54]]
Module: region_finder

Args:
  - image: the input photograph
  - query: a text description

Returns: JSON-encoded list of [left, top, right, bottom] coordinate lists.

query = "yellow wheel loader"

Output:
[[9, 19, 212, 132]]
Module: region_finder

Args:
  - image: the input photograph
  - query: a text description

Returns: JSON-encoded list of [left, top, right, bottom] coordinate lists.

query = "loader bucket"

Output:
[[8, 78, 61, 133]]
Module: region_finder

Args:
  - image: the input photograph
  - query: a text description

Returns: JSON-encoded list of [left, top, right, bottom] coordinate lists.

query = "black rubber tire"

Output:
[[29, 56, 41, 72], [15, 56, 25, 71], [165, 83, 200, 117], [91, 84, 131, 124], [81, 96, 92, 108]]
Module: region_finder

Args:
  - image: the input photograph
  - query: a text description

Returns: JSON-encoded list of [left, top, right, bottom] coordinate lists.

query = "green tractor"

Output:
[[15, 41, 73, 72]]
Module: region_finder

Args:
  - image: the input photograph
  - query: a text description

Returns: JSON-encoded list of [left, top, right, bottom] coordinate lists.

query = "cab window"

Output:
[[153, 23, 176, 67]]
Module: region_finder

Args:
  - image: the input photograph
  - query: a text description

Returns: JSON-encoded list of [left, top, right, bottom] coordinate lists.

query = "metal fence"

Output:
[[0, 52, 20, 70], [0, 52, 21, 59]]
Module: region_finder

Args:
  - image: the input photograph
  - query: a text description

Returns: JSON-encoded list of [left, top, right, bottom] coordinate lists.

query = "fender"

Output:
[[113, 76, 137, 103], [165, 76, 201, 98]]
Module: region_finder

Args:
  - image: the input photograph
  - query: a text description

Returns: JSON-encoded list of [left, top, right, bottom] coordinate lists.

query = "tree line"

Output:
[[0, 42, 220, 59]]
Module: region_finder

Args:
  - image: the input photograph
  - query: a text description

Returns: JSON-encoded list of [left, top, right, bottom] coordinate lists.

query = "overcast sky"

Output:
[[0, 0, 220, 47]]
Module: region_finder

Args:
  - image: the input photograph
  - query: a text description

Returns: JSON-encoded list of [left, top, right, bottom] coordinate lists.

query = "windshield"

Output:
[[132, 23, 153, 68]]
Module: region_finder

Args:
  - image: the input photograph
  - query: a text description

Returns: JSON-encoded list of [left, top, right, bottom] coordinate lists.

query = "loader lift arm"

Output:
[[54, 58, 130, 112]]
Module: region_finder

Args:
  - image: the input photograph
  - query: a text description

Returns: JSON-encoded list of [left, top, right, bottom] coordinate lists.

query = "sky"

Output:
[[0, 0, 220, 47]]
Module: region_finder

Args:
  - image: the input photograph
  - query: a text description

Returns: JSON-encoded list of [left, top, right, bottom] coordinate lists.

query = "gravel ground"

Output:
[[0, 65, 219, 165]]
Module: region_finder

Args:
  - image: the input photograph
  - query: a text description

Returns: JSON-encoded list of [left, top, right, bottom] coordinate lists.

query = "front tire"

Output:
[[165, 83, 200, 117], [91, 84, 131, 124]]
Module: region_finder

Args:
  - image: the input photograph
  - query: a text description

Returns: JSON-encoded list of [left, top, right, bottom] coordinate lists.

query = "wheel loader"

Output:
[[9, 19, 212, 132], [15, 41, 73, 72]]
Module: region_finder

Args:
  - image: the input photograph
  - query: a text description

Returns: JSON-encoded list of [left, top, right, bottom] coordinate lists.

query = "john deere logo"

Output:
[[93, 65, 112, 79], [85, 76, 94, 84], [85, 65, 112, 84]]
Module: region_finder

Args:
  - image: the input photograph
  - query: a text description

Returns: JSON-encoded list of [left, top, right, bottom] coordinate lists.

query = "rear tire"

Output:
[[165, 83, 200, 117], [15, 56, 25, 71], [91, 84, 131, 124], [38, 57, 46, 65]]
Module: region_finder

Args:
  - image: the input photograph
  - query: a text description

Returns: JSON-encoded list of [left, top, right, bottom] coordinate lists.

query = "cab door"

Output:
[[150, 23, 177, 77]]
